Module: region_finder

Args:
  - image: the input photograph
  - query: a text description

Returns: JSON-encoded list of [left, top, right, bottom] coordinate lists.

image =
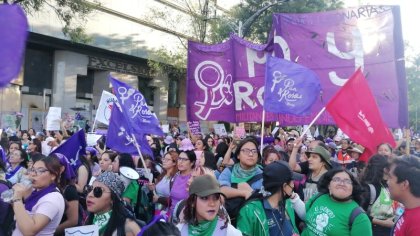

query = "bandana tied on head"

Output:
[[96, 171, 125, 197], [54, 153, 76, 180]]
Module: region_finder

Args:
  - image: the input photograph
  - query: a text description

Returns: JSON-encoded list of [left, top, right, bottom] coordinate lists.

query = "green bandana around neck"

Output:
[[188, 216, 218, 236], [230, 163, 258, 184], [93, 210, 112, 235]]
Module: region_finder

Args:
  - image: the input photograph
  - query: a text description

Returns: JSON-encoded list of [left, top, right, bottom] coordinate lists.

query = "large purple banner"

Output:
[[187, 6, 407, 127]]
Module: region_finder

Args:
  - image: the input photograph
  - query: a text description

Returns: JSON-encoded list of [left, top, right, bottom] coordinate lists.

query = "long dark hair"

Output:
[[183, 194, 228, 229], [360, 154, 389, 185], [318, 168, 365, 205], [86, 191, 136, 235]]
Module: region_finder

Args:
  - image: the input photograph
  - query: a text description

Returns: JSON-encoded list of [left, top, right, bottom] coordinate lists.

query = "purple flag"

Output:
[[109, 76, 163, 136], [187, 6, 407, 128], [51, 129, 87, 172], [0, 4, 28, 87], [264, 55, 321, 115], [267, 5, 407, 127], [106, 105, 154, 157]]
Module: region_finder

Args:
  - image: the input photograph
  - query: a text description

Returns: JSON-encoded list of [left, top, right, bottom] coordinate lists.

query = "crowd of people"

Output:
[[0, 126, 419, 236]]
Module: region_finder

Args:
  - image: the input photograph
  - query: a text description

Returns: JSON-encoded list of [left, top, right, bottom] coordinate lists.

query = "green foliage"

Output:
[[406, 53, 420, 129], [209, 0, 344, 43], [147, 47, 187, 79], [14, 0, 96, 43]]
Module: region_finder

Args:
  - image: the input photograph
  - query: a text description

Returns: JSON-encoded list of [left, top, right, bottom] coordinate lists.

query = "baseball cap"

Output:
[[263, 161, 303, 190], [306, 146, 332, 167], [189, 175, 223, 197]]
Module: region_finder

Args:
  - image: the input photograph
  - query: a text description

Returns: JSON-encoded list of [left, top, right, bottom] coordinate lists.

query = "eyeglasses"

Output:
[[177, 157, 190, 162], [331, 177, 352, 185], [240, 148, 258, 156], [84, 186, 111, 198], [28, 168, 49, 176], [162, 158, 173, 162]]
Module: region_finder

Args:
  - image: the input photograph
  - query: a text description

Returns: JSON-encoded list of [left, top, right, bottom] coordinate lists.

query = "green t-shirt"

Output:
[[302, 194, 372, 236], [122, 180, 139, 207]]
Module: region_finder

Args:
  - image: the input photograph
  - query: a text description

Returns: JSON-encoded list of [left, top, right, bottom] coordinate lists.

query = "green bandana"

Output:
[[230, 163, 258, 184], [188, 216, 218, 236], [93, 210, 112, 235]]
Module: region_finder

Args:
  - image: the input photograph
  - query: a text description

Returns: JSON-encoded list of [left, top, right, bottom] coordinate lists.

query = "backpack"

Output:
[[224, 170, 263, 226], [0, 180, 15, 236], [308, 193, 366, 230]]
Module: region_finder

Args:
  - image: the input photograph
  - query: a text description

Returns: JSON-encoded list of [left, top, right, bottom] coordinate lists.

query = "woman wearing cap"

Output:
[[169, 150, 196, 215], [359, 155, 394, 236], [6, 149, 28, 185], [219, 137, 263, 200], [177, 175, 242, 236], [237, 161, 304, 236], [53, 153, 80, 235], [302, 168, 372, 236], [11, 156, 65, 235], [289, 138, 332, 202], [85, 171, 141, 235]]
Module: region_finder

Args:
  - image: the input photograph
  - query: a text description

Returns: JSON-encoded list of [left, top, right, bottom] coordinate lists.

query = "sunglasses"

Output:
[[84, 185, 111, 198]]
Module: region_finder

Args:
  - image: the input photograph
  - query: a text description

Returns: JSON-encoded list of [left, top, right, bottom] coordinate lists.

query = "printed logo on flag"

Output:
[[193, 61, 233, 120]]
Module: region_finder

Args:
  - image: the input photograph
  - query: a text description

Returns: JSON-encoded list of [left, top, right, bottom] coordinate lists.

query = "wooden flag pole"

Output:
[[299, 107, 326, 139]]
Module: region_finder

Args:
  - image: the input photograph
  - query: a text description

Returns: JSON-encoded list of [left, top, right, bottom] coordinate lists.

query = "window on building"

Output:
[[168, 79, 179, 108], [138, 76, 154, 106]]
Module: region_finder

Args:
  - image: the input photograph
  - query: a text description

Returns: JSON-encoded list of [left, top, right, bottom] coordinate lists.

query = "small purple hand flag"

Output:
[[264, 55, 321, 115], [109, 76, 163, 136], [51, 129, 87, 172], [0, 4, 28, 87], [106, 105, 154, 157]]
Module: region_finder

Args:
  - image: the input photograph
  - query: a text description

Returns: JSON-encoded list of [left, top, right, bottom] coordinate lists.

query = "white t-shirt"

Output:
[[13, 191, 65, 236]]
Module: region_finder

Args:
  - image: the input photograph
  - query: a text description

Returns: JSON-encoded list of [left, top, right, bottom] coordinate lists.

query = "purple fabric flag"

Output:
[[51, 129, 87, 172], [264, 55, 321, 115], [187, 6, 407, 128], [0, 4, 28, 87], [109, 76, 163, 136], [267, 5, 407, 127], [106, 105, 154, 157]]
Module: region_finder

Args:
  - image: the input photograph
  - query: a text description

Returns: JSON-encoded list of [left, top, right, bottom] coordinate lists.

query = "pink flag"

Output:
[[326, 68, 396, 162]]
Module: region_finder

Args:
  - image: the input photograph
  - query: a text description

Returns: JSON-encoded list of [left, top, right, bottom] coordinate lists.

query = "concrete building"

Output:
[[0, 0, 236, 132]]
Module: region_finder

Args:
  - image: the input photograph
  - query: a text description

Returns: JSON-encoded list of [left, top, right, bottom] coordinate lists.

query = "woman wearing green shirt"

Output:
[[302, 168, 372, 236]]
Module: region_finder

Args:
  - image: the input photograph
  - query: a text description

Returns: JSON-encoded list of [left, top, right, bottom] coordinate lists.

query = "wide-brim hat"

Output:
[[306, 146, 332, 167], [179, 138, 195, 151], [164, 135, 174, 145], [189, 174, 224, 197]]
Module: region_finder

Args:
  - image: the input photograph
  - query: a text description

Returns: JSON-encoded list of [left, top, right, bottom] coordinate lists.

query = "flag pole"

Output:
[[299, 107, 326, 139], [131, 133, 157, 196], [260, 110, 266, 155]]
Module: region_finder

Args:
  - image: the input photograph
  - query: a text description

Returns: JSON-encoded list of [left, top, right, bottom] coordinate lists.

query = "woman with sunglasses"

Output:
[[6, 149, 28, 185], [169, 150, 196, 216], [11, 156, 65, 235], [302, 168, 372, 236], [177, 175, 242, 236], [85, 171, 141, 236], [148, 150, 179, 216]]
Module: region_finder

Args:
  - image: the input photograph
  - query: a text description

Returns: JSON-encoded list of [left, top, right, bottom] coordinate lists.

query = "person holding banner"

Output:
[[85, 171, 141, 236]]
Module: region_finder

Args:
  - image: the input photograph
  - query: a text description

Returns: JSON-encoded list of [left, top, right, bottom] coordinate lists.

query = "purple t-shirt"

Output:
[[169, 173, 191, 214]]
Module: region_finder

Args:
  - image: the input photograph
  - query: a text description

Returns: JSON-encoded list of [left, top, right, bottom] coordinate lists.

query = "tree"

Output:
[[7, 0, 97, 43], [209, 0, 344, 44], [406, 52, 420, 130]]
